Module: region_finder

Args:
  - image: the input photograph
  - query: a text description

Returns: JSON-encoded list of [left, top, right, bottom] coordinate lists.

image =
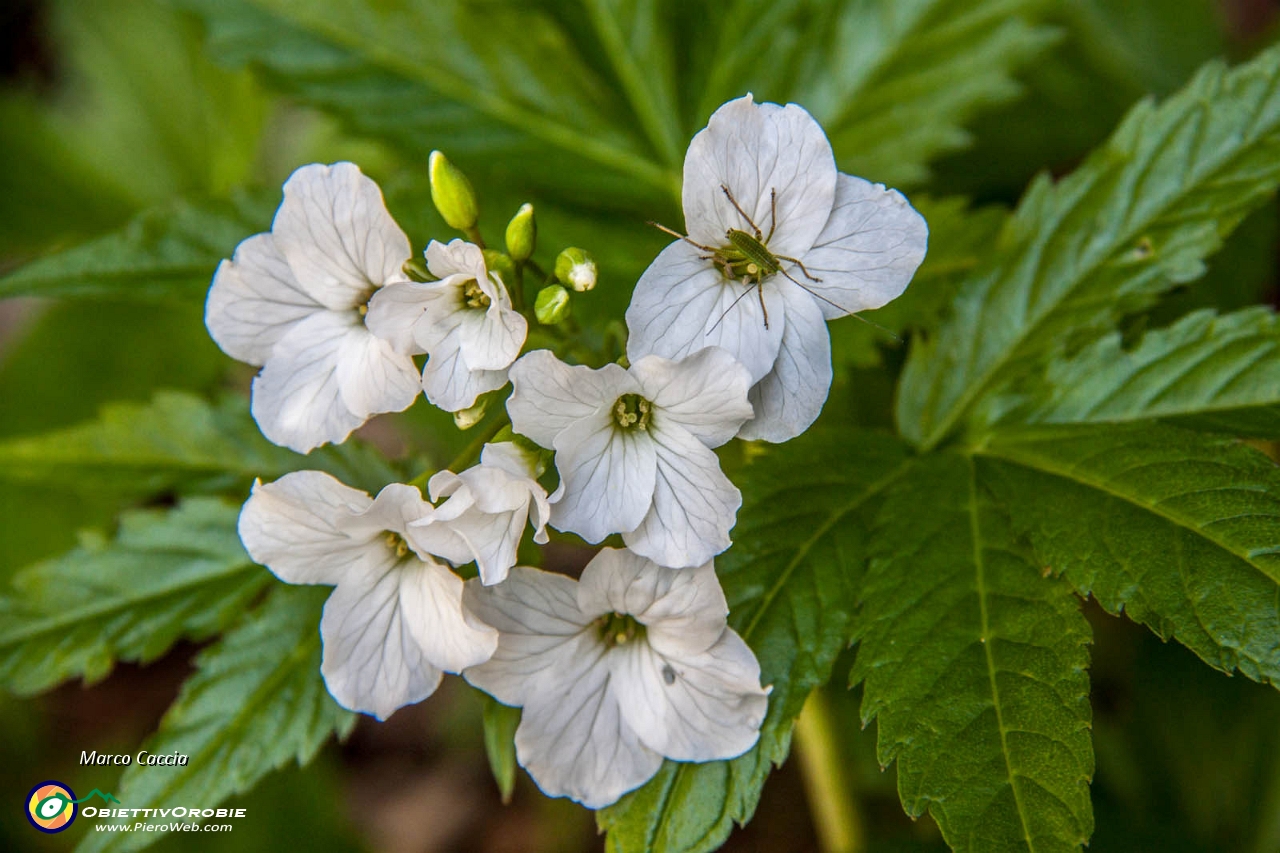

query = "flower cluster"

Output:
[[207, 95, 926, 807]]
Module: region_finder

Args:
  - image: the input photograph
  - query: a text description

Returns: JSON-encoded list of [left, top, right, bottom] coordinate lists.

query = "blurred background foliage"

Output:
[[1, 0, 1279, 850]]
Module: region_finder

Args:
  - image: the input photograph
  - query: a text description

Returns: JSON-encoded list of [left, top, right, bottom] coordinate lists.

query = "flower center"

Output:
[[595, 612, 646, 649], [613, 394, 652, 431], [462, 278, 491, 310], [383, 531, 411, 559]]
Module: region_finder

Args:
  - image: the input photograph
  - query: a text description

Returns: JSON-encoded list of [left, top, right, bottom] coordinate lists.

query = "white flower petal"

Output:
[[420, 332, 509, 412], [576, 550, 727, 655], [455, 297, 527, 371], [625, 240, 784, 384], [333, 328, 422, 420], [462, 567, 591, 707], [682, 95, 837, 259], [623, 423, 741, 569], [425, 238, 488, 281], [799, 174, 928, 319], [630, 348, 754, 448], [364, 280, 435, 354], [612, 629, 768, 762], [272, 163, 411, 309], [514, 654, 663, 808], [507, 351, 636, 447], [205, 234, 320, 365], [399, 558, 498, 673], [550, 412, 656, 543], [408, 467, 537, 586], [738, 279, 833, 442], [250, 312, 367, 452], [237, 471, 376, 585], [338, 482, 434, 540], [319, 558, 443, 720]]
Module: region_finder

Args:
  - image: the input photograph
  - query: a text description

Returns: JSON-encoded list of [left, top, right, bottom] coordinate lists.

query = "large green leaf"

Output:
[[687, 0, 1054, 188], [851, 453, 1094, 853], [897, 43, 1280, 450], [979, 422, 1280, 687], [1017, 307, 1280, 437], [74, 584, 355, 853], [179, 0, 677, 202], [0, 499, 266, 695], [0, 391, 400, 496], [0, 192, 271, 302], [599, 429, 912, 853], [811, 0, 1057, 186]]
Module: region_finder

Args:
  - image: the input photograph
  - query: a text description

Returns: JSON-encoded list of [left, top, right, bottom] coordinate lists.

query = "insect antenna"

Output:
[[776, 268, 902, 343], [707, 281, 764, 334]]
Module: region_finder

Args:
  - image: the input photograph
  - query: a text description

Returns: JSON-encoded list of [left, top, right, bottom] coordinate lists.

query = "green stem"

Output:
[[465, 225, 487, 250], [511, 262, 526, 312], [407, 411, 511, 489], [794, 689, 864, 853], [447, 411, 510, 472]]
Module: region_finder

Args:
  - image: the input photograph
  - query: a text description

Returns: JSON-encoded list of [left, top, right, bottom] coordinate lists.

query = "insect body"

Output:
[[650, 185, 826, 330]]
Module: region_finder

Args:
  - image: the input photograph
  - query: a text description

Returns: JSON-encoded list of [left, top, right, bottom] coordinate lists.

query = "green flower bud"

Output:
[[555, 247, 597, 292], [505, 203, 536, 263], [401, 256, 433, 282], [453, 396, 488, 430], [429, 150, 479, 231], [482, 249, 516, 289], [535, 284, 571, 325]]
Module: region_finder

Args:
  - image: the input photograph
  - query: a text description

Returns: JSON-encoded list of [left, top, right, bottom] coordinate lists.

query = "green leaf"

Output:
[[0, 391, 400, 497], [74, 584, 355, 853], [812, 0, 1059, 187], [979, 422, 1280, 686], [0, 191, 271, 302], [598, 429, 912, 853], [0, 499, 267, 695], [579, 0, 683, 168], [851, 453, 1094, 853], [1018, 307, 1280, 437], [897, 44, 1280, 450], [179, 0, 677, 201], [481, 694, 521, 804]]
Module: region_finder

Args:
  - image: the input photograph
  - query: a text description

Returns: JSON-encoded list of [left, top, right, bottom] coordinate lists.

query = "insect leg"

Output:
[[755, 278, 770, 329], [720, 185, 763, 239], [775, 254, 823, 282], [766, 188, 777, 243], [647, 220, 716, 252]]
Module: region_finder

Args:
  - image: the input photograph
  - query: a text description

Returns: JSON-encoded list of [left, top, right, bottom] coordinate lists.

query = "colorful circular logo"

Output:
[[26, 781, 77, 833]]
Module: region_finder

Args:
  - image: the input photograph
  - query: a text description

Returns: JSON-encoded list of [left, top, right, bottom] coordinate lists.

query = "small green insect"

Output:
[[651, 185, 840, 330]]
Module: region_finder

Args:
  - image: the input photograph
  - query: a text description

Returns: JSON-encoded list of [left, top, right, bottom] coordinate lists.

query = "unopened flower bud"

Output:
[[429, 150, 478, 231], [482, 249, 516, 289], [555, 247, 597, 292], [454, 396, 488, 430], [535, 285, 571, 325], [505, 203, 536, 263], [401, 256, 432, 282]]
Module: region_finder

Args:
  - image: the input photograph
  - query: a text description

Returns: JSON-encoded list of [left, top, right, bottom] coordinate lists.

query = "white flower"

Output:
[[238, 471, 497, 720], [206, 162, 422, 453], [406, 441, 551, 587], [463, 549, 769, 808], [365, 239, 527, 412], [625, 95, 928, 442], [506, 347, 752, 569]]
